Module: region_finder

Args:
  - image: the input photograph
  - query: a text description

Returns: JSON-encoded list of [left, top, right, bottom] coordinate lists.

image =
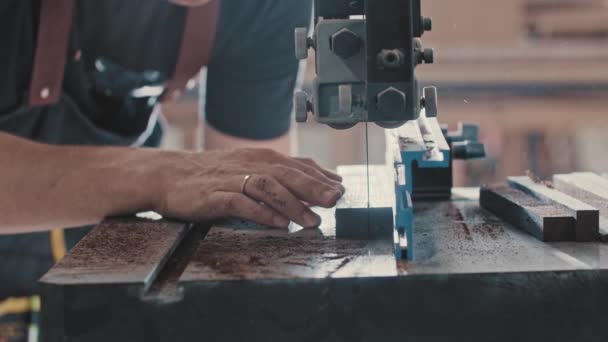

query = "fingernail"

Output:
[[303, 211, 321, 227], [273, 216, 290, 228], [336, 183, 346, 194], [324, 190, 341, 203]]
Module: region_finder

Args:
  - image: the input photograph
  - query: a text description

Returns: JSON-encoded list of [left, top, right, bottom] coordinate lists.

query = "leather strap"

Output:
[[163, 0, 221, 102], [28, 0, 219, 106], [28, 0, 75, 107]]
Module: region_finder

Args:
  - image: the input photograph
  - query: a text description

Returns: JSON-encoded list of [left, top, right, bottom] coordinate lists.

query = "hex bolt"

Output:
[[377, 87, 406, 114], [331, 28, 362, 60]]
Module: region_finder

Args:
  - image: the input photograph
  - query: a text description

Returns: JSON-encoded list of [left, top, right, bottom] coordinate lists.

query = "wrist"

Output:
[[71, 146, 166, 217]]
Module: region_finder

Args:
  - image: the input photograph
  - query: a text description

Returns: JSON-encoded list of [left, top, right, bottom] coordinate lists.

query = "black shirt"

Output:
[[0, 0, 312, 144]]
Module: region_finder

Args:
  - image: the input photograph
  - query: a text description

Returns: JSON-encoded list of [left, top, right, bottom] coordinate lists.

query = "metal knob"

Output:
[[452, 141, 486, 160], [423, 48, 434, 64], [416, 48, 434, 65], [295, 28, 311, 60], [294, 91, 310, 123], [422, 17, 433, 32], [423, 86, 438, 118]]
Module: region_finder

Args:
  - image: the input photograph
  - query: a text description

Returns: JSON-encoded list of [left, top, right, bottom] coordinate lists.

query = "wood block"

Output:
[[508, 176, 599, 241], [553, 172, 608, 240], [480, 186, 575, 241], [335, 165, 395, 240]]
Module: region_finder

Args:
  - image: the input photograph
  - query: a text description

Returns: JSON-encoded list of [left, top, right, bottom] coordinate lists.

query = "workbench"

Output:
[[40, 188, 608, 342]]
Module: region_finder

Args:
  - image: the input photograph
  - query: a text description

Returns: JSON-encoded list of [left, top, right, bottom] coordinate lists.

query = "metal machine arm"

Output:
[[294, 0, 435, 129]]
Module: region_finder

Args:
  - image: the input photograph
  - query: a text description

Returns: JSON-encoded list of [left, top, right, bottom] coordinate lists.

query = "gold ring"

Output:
[[241, 175, 252, 194]]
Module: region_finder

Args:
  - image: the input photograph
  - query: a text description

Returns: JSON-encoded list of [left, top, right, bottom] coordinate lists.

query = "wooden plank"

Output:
[[508, 176, 599, 241], [553, 173, 608, 240], [480, 186, 575, 241], [40, 217, 191, 288], [335, 165, 395, 240]]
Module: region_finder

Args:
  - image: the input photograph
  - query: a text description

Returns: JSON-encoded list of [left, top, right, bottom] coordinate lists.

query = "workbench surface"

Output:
[[42, 188, 608, 286], [40, 189, 608, 342]]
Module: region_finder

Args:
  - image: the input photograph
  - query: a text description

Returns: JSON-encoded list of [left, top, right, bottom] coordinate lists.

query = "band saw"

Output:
[[38, 1, 608, 341]]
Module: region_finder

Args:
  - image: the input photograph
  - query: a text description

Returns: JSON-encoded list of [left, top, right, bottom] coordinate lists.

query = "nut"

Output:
[[377, 87, 406, 114], [331, 28, 361, 60]]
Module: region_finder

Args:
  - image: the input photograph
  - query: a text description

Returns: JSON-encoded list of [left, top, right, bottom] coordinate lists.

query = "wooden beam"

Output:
[[335, 165, 395, 240], [508, 176, 599, 241], [480, 186, 575, 241], [553, 172, 608, 240]]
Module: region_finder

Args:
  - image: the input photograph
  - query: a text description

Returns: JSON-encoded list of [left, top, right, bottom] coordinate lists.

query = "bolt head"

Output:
[[331, 28, 361, 60], [422, 17, 433, 31], [423, 49, 434, 64], [377, 87, 406, 115]]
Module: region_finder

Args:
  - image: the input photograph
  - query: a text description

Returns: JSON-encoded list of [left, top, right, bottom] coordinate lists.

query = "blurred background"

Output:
[[161, 0, 608, 187]]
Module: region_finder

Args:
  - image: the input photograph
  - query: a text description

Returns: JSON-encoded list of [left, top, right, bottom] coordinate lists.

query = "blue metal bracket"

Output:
[[387, 113, 451, 260]]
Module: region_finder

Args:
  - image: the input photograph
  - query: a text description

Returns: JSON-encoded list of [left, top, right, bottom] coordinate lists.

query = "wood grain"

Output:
[[508, 176, 599, 241], [553, 172, 608, 240], [480, 185, 575, 241]]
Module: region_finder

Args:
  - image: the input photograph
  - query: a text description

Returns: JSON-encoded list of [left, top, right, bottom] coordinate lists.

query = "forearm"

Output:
[[0, 132, 159, 234]]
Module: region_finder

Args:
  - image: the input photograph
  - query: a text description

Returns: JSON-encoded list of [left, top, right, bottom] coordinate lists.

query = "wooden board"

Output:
[[508, 176, 599, 241], [40, 217, 191, 289], [334, 165, 395, 240], [553, 172, 608, 240], [480, 186, 575, 241], [41, 189, 608, 342]]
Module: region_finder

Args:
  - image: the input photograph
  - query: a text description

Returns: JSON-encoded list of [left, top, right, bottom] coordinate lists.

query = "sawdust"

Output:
[[59, 219, 184, 269], [526, 170, 554, 189], [188, 228, 367, 278]]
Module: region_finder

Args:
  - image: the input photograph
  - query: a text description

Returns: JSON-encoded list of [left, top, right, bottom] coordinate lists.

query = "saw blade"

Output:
[[365, 122, 371, 235]]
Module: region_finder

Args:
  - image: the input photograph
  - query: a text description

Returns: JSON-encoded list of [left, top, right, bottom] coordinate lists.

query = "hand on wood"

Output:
[[152, 149, 344, 228]]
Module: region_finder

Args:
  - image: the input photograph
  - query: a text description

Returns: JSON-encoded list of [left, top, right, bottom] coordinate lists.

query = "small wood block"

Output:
[[508, 176, 599, 242], [553, 172, 608, 240], [480, 186, 575, 241], [335, 165, 395, 240]]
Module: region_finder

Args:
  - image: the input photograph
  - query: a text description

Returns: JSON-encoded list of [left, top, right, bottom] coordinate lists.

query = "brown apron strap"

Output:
[[28, 0, 75, 107], [163, 0, 221, 102]]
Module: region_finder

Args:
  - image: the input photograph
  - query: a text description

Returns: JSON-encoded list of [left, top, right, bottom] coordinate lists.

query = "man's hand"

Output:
[[153, 149, 344, 228], [0, 132, 343, 234]]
